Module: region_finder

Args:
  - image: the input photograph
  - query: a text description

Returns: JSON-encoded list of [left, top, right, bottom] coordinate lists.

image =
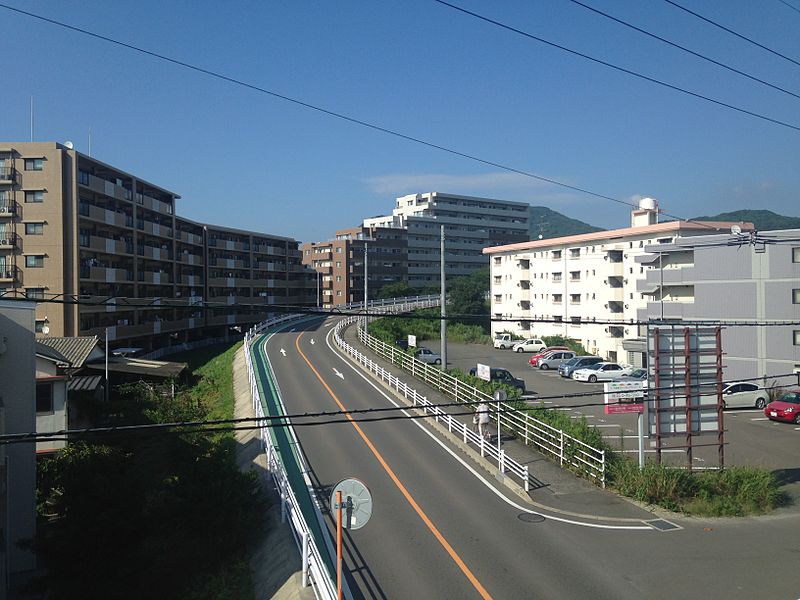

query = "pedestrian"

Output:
[[476, 402, 490, 441]]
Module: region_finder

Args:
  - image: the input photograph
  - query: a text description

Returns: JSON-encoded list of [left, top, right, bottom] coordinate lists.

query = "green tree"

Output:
[[448, 268, 490, 331], [377, 281, 417, 299]]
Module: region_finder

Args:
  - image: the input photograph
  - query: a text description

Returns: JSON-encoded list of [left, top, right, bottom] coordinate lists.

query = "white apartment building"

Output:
[[364, 192, 529, 287], [484, 200, 752, 366]]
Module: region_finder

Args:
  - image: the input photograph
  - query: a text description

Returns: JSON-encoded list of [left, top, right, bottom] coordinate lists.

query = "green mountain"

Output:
[[528, 206, 603, 239], [692, 209, 800, 231]]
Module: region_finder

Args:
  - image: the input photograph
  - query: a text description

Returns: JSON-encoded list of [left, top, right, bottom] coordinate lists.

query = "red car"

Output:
[[764, 390, 800, 424], [528, 347, 570, 367]]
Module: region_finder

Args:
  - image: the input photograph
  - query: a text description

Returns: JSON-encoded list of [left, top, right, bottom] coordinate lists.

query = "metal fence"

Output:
[[343, 317, 606, 487]]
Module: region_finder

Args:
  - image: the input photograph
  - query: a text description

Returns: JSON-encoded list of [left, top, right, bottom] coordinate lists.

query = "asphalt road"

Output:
[[256, 318, 800, 600]]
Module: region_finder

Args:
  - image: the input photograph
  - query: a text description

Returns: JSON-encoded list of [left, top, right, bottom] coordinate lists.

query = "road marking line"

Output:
[[280, 348, 286, 356], [310, 339, 315, 345], [296, 333, 493, 600], [323, 323, 653, 532], [332, 368, 344, 380], [750, 417, 769, 421]]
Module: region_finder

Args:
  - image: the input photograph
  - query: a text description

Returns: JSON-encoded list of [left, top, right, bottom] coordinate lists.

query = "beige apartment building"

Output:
[[301, 225, 408, 307], [0, 142, 314, 350]]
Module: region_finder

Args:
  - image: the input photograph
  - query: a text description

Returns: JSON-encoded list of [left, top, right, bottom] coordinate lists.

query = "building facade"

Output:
[[301, 225, 408, 307], [364, 192, 529, 288], [0, 142, 314, 350], [484, 201, 752, 365], [632, 229, 800, 382]]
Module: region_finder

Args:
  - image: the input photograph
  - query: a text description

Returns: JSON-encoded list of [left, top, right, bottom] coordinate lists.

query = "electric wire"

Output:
[[5, 371, 798, 445], [0, 3, 795, 239], [777, 0, 800, 15], [661, 0, 800, 68], [431, 0, 800, 132], [565, 0, 800, 100]]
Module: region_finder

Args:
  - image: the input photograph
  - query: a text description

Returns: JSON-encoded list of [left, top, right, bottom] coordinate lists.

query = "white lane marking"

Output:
[[555, 407, 573, 411], [310, 339, 315, 345], [621, 449, 684, 454], [289, 328, 296, 332], [751, 417, 769, 421], [280, 348, 287, 356], [602, 435, 641, 439], [323, 325, 651, 532], [325, 322, 333, 327], [333, 368, 344, 380], [596, 424, 621, 428]]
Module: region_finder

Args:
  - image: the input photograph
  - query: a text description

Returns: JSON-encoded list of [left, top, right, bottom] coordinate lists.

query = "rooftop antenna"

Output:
[[30, 96, 34, 141], [88, 126, 92, 157]]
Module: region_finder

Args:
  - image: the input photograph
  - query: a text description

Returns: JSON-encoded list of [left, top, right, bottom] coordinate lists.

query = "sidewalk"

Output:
[[340, 325, 657, 523], [232, 346, 314, 600]]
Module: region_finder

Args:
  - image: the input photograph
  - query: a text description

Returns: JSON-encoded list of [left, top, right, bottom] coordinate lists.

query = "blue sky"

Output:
[[1, 0, 798, 242]]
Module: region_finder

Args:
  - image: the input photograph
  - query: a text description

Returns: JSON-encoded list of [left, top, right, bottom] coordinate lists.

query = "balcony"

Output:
[[137, 270, 172, 285], [210, 257, 249, 270], [607, 286, 625, 302], [209, 238, 250, 252], [607, 300, 624, 314], [177, 251, 203, 266], [80, 265, 133, 283], [138, 245, 172, 261], [606, 261, 624, 277], [136, 193, 173, 216], [0, 166, 17, 183], [81, 234, 133, 255], [254, 244, 286, 256], [0, 232, 20, 250], [0, 265, 21, 283], [177, 230, 203, 245], [644, 267, 695, 286], [208, 276, 250, 287], [256, 260, 284, 272], [209, 295, 253, 306], [79, 172, 132, 201], [0, 202, 19, 218], [137, 220, 173, 238], [79, 202, 132, 228], [179, 274, 203, 286]]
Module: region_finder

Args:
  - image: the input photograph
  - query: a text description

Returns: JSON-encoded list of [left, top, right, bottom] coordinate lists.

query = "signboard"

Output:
[[407, 334, 417, 348], [476, 363, 491, 382], [604, 381, 645, 414]]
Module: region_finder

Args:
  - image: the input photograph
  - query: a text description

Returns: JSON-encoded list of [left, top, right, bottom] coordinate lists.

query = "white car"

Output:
[[572, 362, 632, 383], [493, 334, 515, 349], [511, 338, 547, 353], [415, 347, 442, 365], [721, 382, 768, 409]]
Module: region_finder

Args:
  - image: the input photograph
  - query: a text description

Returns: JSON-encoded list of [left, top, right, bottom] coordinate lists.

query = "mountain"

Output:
[[692, 209, 800, 231], [528, 206, 603, 239]]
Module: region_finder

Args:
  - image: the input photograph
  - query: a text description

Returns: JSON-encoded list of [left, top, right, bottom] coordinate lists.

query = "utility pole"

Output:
[[104, 327, 109, 403], [440, 225, 447, 368], [363, 243, 368, 311]]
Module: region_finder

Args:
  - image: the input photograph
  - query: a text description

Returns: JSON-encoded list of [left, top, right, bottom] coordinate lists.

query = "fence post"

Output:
[[448, 415, 452, 433], [525, 417, 529, 446], [480, 435, 485, 457], [499, 449, 505, 473], [601, 450, 606, 489], [301, 531, 309, 587], [523, 466, 530, 492], [280, 487, 287, 523]]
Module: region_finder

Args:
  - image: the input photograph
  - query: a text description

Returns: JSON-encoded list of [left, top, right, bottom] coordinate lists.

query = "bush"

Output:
[[542, 335, 588, 355]]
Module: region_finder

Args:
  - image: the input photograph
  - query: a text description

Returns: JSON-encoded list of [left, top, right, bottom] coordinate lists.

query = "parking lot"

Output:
[[440, 342, 798, 487]]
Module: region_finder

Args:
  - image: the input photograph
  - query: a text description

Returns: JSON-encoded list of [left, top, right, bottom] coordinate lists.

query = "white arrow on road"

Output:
[[280, 348, 286, 356], [333, 368, 344, 380], [310, 339, 315, 345]]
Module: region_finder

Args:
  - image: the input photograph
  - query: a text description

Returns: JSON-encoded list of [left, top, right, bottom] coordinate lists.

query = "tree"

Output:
[[448, 268, 490, 330], [377, 281, 417, 299]]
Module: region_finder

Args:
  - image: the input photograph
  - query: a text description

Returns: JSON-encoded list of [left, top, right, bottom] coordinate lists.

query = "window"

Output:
[[569, 248, 580, 258], [793, 289, 800, 304], [35, 319, 47, 333], [336, 290, 342, 297], [36, 383, 53, 413], [336, 275, 342, 282], [336, 247, 342, 253], [25, 255, 44, 268], [25, 190, 44, 203], [552, 250, 562, 259], [795, 330, 800, 346], [335, 261, 341, 267], [26, 288, 45, 299], [792, 247, 800, 263], [25, 158, 43, 171], [570, 294, 581, 304], [25, 222, 44, 235], [569, 271, 580, 281]]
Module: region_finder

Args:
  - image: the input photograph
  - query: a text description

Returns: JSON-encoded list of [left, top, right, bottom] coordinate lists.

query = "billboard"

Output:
[[604, 381, 645, 414]]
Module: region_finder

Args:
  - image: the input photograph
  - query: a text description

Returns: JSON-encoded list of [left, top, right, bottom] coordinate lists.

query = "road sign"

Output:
[[476, 363, 491, 382], [408, 334, 417, 348], [604, 381, 645, 414], [330, 478, 373, 531]]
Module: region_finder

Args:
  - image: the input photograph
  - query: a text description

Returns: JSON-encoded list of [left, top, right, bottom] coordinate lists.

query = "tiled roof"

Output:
[[35, 342, 70, 365], [38, 336, 99, 369], [67, 375, 103, 392]]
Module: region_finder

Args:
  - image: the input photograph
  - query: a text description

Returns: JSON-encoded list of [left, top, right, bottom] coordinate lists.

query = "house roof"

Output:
[[37, 336, 99, 369], [482, 220, 756, 255], [85, 357, 187, 379], [67, 375, 103, 392], [35, 342, 71, 366]]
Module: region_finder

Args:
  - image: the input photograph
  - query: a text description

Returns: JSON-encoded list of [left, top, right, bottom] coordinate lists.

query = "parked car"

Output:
[[764, 390, 800, 423], [394, 339, 409, 351], [468, 366, 526, 393], [537, 351, 577, 370], [415, 347, 441, 365], [493, 333, 516, 349], [559, 356, 603, 378], [511, 338, 547, 353], [721, 382, 769, 409], [621, 368, 648, 381], [528, 347, 570, 367], [573, 362, 631, 383]]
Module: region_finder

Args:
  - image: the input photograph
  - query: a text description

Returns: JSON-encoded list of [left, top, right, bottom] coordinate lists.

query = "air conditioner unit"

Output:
[[604, 303, 608, 308], [604, 327, 609, 333], [0, 239, 8, 245], [624, 304, 629, 309]]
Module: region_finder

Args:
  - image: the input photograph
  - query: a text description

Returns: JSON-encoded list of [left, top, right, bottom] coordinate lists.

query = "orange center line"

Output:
[[294, 332, 492, 600]]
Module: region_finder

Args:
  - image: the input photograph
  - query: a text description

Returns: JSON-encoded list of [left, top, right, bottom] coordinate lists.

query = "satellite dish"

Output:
[[330, 478, 373, 531], [731, 225, 742, 236], [538, 234, 543, 240], [41, 324, 50, 335], [64, 140, 74, 149]]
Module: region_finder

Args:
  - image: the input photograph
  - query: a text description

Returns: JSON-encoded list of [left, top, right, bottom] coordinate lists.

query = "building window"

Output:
[[791, 247, 800, 263], [552, 250, 562, 259], [336, 275, 342, 282], [336, 290, 342, 297], [569, 271, 580, 281], [78, 170, 89, 185], [795, 330, 800, 346], [36, 382, 53, 413], [793, 289, 800, 304], [25, 158, 44, 171], [25, 222, 44, 235], [336, 247, 342, 253], [35, 319, 47, 333], [25, 255, 45, 268], [336, 261, 341, 267], [26, 288, 45, 299], [570, 294, 581, 304], [25, 190, 44, 203], [569, 248, 580, 258]]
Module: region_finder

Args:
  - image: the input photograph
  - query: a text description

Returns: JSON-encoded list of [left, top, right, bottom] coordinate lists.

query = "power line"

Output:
[[661, 0, 800, 68], [0, 3, 793, 237], [4, 371, 797, 445], [565, 0, 800, 100], [431, 0, 800, 132], [777, 0, 800, 15]]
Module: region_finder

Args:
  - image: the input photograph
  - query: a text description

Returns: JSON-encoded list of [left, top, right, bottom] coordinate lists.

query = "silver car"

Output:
[[537, 351, 577, 370], [415, 346, 442, 365], [721, 382, 768, 409]]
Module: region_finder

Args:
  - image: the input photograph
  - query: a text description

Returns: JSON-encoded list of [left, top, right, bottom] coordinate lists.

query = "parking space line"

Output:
[[750, 417, 769, 421]]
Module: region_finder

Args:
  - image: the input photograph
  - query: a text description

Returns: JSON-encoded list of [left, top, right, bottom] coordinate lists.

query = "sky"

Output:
[[1, 0, 798, 242]]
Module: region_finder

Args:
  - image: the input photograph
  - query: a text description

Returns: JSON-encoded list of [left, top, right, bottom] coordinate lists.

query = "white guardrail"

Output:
[[337, 317, 606, 488], [243, 296, 439, 600]]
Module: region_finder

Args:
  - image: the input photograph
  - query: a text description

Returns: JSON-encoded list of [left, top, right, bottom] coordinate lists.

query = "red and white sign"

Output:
[[604, 381, 645, 414]]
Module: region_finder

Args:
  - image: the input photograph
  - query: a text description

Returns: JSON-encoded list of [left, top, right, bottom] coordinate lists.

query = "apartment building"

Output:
[[301, 225, 407, 307], [630, 229, 800, 381], [0, 142, 314, 350], [484, 199, 752, 365], [364, 192, 529, 288]]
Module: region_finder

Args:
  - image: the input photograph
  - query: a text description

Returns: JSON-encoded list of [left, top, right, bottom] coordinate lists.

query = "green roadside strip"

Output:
[[249, 325, 336, 580]]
